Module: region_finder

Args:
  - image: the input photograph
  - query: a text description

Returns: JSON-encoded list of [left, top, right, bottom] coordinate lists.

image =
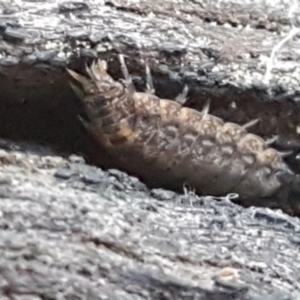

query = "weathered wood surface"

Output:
[[1, 0, 300, 298], [1, 137, 300, 300]]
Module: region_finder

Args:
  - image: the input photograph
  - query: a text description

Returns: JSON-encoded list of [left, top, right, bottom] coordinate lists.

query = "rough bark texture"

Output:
[[1, 0, 300, 298], [1, 138, 300, 300]]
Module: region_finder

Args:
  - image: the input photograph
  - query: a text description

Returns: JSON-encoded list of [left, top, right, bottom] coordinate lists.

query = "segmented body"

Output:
[[67, 57, 293, 202]]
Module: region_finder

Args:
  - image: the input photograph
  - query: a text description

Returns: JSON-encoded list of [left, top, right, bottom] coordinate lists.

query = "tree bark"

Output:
[[1, 0, 300, 298]]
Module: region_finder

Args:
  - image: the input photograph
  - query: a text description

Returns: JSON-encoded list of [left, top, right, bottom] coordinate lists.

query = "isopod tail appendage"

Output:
[[277, 150, 294, 158], [69, 80, 86, 100], [265, 135, 278, 145], [66, 68, 89, 86], [242, 118, 259, 130], [145, 63, 155, 94], [175, 85, 189, 105], [202, 99, 210, 116], [119, 54, 136, 99]]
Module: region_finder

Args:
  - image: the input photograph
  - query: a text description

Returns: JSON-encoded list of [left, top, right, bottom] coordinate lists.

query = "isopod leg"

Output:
[[119, 54, 136, 98], [145, 63, 155, 94]]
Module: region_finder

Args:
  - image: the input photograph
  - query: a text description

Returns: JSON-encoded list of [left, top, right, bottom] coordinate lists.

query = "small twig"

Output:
[[264, 27, 300, 84], [264, 1, 300, 84]]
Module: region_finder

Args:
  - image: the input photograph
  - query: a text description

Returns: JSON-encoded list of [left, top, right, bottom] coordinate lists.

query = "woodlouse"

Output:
[[67, 55, 298, 213]]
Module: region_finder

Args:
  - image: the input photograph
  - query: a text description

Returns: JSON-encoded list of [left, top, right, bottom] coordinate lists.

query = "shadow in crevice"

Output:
[[1, 62, 300, 217]]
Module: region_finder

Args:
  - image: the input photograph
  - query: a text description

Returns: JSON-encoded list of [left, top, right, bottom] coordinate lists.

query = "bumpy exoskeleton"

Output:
[[67, 56, 296, 211]]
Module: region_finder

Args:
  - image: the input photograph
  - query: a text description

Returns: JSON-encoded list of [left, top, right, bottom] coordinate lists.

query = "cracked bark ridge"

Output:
[[0, 137, 300, 299]]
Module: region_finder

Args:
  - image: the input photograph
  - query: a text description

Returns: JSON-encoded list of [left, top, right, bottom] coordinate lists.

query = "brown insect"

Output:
[[67, 55, 298, 213]]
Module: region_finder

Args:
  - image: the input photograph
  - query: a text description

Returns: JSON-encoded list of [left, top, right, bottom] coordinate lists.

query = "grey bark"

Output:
[[1, 0, 300, 298], [1, 138, 300, 300]]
